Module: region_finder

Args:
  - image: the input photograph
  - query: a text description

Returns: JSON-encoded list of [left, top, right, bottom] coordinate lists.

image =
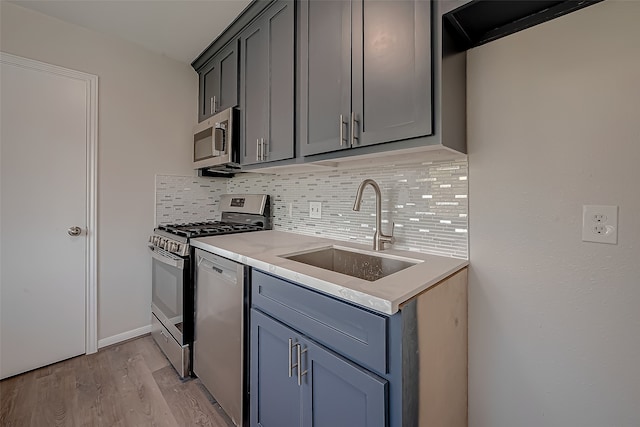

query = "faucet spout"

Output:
[[353, 179, 394, 251]]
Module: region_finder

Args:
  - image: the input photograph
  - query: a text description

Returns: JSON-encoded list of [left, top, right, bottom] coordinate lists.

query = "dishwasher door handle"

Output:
[[197, 258, 236, 283]]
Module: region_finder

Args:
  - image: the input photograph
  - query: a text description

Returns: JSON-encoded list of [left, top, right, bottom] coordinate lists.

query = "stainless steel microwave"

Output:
[[193, 107, 239, 171]]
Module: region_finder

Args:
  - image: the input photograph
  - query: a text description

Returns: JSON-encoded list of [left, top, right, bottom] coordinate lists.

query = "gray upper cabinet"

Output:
[[240, 1, 295, 166], [200, 60, 219, 123], [299, 0, 432, 156], [198, 40, 239, 123], [298, 0, 352, 156], [354, 0, 432, 147]]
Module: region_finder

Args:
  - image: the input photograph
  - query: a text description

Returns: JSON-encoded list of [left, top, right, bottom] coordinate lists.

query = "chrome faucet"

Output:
[[353, 179, 395, 251]]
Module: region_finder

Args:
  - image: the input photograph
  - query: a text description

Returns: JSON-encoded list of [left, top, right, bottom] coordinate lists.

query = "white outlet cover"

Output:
[[582, 205, 618, 244], [309, 202, 322, 219]]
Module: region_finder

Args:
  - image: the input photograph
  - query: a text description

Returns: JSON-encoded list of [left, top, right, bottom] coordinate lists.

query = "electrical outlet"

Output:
[[309, 202, 322, 219], [582, 205, 618, 244], [593, 214, 607, 223]]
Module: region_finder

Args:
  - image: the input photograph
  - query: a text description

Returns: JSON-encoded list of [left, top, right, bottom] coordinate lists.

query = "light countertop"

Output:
[[191, 230, 468, 315]]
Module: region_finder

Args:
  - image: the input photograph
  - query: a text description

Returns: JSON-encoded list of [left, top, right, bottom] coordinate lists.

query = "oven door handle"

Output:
[[148, 246, 185, 270]]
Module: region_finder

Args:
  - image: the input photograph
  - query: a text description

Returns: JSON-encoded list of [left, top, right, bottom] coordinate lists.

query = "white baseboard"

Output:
[[98, 324, 152, 349]]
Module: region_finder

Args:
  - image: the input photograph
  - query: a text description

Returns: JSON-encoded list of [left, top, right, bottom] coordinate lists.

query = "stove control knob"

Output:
[[148, 236, 153, 243], [168, 242, 177, 252], [152, 236, 160, 245], [174, 244, 181, 253], [159, 239, 166, 249]]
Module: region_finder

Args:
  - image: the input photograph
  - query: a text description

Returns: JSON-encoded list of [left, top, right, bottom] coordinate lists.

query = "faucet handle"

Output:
[[379, 222, 395, 249]]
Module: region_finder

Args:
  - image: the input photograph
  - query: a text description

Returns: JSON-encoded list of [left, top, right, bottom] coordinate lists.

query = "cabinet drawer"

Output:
[[251, 269, 387, 374]]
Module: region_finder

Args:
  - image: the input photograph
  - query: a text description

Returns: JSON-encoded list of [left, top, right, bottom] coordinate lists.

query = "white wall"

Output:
[[1, 2, 198, 342], [467, 1, 640, 425]]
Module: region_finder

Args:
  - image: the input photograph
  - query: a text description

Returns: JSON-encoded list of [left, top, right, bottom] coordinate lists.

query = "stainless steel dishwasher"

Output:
[[194, 248, 246, 427]]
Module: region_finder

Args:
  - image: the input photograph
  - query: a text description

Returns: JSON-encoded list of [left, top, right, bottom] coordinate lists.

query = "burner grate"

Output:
[[158, 221, 264, 238]]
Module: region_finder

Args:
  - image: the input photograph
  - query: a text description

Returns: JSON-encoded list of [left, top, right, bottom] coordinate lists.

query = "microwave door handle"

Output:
[[214, 127, 225, 153]]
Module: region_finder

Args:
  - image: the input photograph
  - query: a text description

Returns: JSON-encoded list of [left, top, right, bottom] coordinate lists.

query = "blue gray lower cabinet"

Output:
[[250, 268, 469, 427], [250, 308, 387, 427], [250, 308, 303, 427]]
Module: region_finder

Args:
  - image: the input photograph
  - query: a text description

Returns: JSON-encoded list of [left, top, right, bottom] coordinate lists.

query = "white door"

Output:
[[0, 55, 95, 379]]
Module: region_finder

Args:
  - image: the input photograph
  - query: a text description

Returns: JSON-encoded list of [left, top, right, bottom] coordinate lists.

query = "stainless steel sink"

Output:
[[281, 246, 421, 282]]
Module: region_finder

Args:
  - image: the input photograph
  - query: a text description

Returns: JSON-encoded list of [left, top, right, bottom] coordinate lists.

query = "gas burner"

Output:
[[158, 221, 264, 238]]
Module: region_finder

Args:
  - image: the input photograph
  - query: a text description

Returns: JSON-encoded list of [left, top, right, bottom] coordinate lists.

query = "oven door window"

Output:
[[151, 257, 184, 341]]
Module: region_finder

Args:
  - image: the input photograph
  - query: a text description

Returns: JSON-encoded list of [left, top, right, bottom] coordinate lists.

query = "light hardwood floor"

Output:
[[0, 335, 235, 427]]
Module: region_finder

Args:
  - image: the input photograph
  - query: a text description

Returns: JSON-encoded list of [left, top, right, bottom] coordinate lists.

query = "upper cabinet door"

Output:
[[240, 21, 268, 165], [198, 40, 239, 123], [352, 0, 432, 147], [217, 42, 239, 112], [199, 60, 219, 122], [265, 1, 295, 163], [240, 1, 295, 166], [298, 0, 352, 156]]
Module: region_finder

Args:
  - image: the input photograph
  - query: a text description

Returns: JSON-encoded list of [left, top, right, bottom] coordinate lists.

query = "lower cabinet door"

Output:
[[251, 308, 388, 427], [251, 309, 303, 427], [300, 337, 388, 427]]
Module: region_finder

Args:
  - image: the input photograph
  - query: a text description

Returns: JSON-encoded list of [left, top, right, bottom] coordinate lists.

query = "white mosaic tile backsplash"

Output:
[[156, 160, 468, 258], [155, 175, 226, 225]]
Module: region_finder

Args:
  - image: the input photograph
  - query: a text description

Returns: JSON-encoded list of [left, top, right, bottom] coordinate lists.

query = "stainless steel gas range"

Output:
[[147, 194, 271, 377]]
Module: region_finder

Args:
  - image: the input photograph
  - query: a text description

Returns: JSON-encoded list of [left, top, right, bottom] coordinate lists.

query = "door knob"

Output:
[[68, 226, 82, 236]]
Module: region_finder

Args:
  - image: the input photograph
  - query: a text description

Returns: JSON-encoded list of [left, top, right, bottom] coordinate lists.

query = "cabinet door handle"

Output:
[[339, 114, 348, 147], [256, 139, 261, 161], [288, 338, 296, 378], [261, 138, 268, 161], [350, 112, 359, 146], [210, 97, 214, 115], [296, 343, 308, 386], [213, 95, 217, 114]]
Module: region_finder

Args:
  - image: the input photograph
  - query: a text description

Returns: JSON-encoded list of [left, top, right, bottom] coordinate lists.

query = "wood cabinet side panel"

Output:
[[416, 267, 468, 427]]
